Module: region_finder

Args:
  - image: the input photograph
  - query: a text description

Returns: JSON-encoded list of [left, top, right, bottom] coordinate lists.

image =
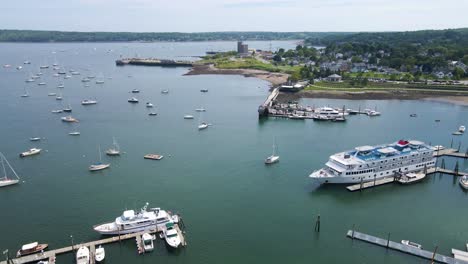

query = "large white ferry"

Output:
[[93, 203, 178, 235], [310, 140, 436, 184]]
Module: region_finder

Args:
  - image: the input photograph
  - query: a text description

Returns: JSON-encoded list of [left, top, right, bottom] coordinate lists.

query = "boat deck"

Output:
[[347, 230, 468, 264]]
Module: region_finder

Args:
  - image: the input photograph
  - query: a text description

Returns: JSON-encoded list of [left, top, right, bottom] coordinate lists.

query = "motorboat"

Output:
[[312, 114, 332, 121], [93, 203, 178, 235], [96, 80, 105, 84], [410, 114, 417, 117], [184, 115, 194, 119], [200, 89, 209, 92], [57, 84, 65, 88], [69, 132, 81, 136], [38, 82, 46, 86], [366, 110, 381, 116], [30, 137, 41, 141], [144, 154, 163, 160], [146, 102, 154, 108], [61, 116, 79, 122], [16, 66, 23, 70], [198, 122, 208, 130], [16, 242, 48, 257], [71, 71, 80, 75], [106, 138, 120, 156], [95, 245, 105, 262], [76, 246, 90, 264], [459, 176, 468, 190], [81, 99, 97, 105], [56, 94, 63, 100], [397, 172, 426, 184], [39, 65, 49, 69], [401, 240, 422, 249], [288, 114, 306, 120], [20, 148, 41, 157], [24, 61, 31, 64], [142, 233, 154, 252], [459, 126, 466, 133], [162, 222, 181, 249], [161, 89, 169, 94], [131, 89, 140, 93], [88, 75, 96, 79], [128, 97, 139, 103], [265, 139, 279, 164], [0, 152, 21, 188], [89, 146, 110, 171], [195, 108, 206, 112], [149, 112, 158, 116], [52, 110, 63, 113], [48, 93, 56, 96], [81, 78, 91, 82], [25, 79, 35, 83]]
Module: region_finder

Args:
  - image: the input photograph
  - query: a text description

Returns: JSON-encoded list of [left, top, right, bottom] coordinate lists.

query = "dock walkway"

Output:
[[346, 230, 468, 264], [1, 228, 161, 264], [434, 148, 468, 158]]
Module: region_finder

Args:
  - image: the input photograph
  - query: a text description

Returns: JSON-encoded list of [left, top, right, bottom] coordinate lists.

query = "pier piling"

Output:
[[315, 215, 321, 232], [386, 233, 390, 248]]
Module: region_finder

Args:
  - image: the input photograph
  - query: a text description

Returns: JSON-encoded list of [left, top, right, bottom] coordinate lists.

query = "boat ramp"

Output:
[[1, 224, 186, 264], [346, 230, 468, 264]]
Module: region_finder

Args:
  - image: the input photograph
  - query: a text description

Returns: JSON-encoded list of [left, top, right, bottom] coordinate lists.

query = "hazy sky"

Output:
[[2, 0, 468, 32]]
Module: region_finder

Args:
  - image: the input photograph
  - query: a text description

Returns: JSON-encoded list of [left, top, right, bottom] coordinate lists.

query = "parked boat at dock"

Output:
[[16, 242, 48, 257], [310, 139, 436, 184], [401, 240, 422, 249], [95, 245, 105, 262], [162, 222, 181, 249], [397, 171, 427, 184], [459, 176, 468, 190], [93, 203, 178, 235], [76, 246, 90, 264], [142, 233, 154, 252]]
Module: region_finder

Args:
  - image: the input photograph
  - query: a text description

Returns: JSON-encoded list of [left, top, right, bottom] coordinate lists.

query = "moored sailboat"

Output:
[[0, 152, 21, 188], [89, 146, 110, 171]]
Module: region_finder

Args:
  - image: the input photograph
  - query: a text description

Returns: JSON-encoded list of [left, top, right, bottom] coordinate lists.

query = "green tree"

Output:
[[453, 67, 465, 80]]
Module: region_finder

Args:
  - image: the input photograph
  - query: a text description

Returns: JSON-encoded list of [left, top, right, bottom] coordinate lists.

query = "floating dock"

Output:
[[1, 223, 186, 264], [346, 230, 468, 264], [116, 58, 193, 67]]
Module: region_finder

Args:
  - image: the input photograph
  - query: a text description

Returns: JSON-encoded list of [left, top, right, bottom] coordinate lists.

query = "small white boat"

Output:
[[95, 245, 105, 262], [63, 104, 72, 112], [39, 65, 49, 69], [76, 246, 90, 264], [432, 145, 445, 151], [71, 71, 80, 75], [48, 93, 56, 96], [61, 116, 79, 122], [24, 61, 31, 64], [65, 75, 72, 79], [149, 112, 158, 116], [106, 137, 120, 156], [96, 80, 105, 84], [56, 94, 63, 100], [163, 223, 181, 249], [161, 89, 169, 94], [53, 73, 59, 77], [38, 82, 46, 86], [397, 172, 426, 184], [367, 110, 381, 116], [21, 92, 29, 98], [198, 122, 208, 130], [459, 176, 468, 190], [142, 233, 154, 252], [401, 240, 422, 249], [183, 115, 194, 119], [128, 97, 139, 103], [89, 146, 110, 171], [52, 110, 63, 113], [16, 66, 23, 70], [20, 148, 41, 157], [146, 102, 154, 108], [57, 84, 65, 88], [81, 99, 97, 105], [69, 132, 81, 136], [88, 75, 96, 79], [131, 89, 140, 93], [200, 89, 208, 92], [265, 139, 279, 164], [25, 79, 35, 83], [459, 125, 466, 133], [0, 152, 21, 188], [81, 78, 91, 82], [195, 108, 206, 112], [29, 137, 41, 141]]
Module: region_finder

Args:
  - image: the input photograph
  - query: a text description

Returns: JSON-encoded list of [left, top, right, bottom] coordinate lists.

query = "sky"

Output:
[[2, 0, 468, 32]]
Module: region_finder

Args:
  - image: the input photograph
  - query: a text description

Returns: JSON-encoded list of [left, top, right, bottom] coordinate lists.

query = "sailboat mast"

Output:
[[1, 154, 7, 180], [98, 145, 102, 162], [0, 152, 20, 180]]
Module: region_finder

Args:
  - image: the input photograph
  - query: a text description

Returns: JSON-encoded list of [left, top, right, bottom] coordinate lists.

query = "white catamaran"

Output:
[[309, 139, 436, 184], [0, 152, 21, 188]]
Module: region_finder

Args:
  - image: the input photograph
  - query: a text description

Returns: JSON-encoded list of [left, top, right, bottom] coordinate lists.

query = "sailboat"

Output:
[[0, 152, 21, 188], [106, 137, 120, 156], [63, 103, 72, 112], [20, 86, 29, 97], [265, 139, 280, 164], [89, 146, 110, 171], [198, 112, 208, 130]]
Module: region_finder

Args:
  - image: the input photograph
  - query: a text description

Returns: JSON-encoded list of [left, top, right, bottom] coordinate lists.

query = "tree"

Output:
[[273, 54, 282, 62], [453, 67, 465, 80], [351, 56, 363, 63]]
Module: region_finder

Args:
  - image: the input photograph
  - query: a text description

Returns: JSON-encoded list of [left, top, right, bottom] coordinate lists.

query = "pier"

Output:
[[258, 87, 279, 117], [434, 148, 468, 159], [116, 58, 193, 67], [346, 230, 468, 264], [1, 224, 186, 264]]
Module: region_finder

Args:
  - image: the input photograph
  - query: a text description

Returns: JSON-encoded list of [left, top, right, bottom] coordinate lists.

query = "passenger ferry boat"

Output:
[[93, 203, 178, 235], [310, 140, 436, 184]]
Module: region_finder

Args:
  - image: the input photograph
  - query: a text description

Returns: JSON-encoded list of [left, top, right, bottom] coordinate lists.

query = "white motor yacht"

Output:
[[76, 246, 90, 264], [81, 99, 97, 105], [162, 222, 181, 249], [142, 233, 154, 252], [198, 123, 208, 130], [61, 116, 79, 122], [93, 203, 178, 235], [95, 245, 105, 262], [20, 148, 41, 157], [146, 102, 154, 108], [459, 176, 468, 190], [184, 115, 194, 119]]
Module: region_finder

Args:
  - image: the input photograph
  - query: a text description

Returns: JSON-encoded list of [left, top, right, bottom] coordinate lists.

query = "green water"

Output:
[[0, 42, 467, 264]]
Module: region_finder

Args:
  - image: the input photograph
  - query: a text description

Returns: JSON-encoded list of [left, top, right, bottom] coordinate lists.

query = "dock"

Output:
[[346, 230, 468, 264], [434, 148, 468, 159], [258, 87, 279, 117], [346, 167, 468, 192], [116, 58, 193, 67], [0, 223, 185, 264]]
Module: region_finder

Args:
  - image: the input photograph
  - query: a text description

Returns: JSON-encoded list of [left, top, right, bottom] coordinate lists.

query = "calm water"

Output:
[[0, 41, 467, 264]]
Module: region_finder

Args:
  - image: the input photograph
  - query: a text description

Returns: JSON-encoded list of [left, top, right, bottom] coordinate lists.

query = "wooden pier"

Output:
[[0, 223, 186, 264], [346, 230, 468, 264], [346, 167, 467, 192]]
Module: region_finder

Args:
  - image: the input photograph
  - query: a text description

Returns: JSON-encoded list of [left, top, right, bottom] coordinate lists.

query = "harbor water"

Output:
[[0, 41, 467, 264]]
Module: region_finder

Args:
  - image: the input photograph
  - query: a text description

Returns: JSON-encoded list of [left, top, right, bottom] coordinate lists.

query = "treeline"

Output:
[[305, 28, 468, 73], [0, 30, 338, 42]]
